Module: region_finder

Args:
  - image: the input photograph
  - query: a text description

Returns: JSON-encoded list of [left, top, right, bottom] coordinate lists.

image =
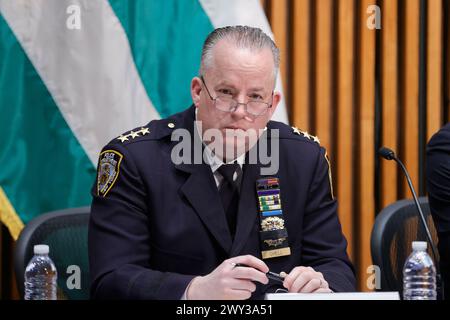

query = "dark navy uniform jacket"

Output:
[[89, 105, 356, 299], [427, 122, 450, 300]]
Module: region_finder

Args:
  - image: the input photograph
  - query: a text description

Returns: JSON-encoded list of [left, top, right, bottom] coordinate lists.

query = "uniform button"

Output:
[[167, 122, 175, 128]]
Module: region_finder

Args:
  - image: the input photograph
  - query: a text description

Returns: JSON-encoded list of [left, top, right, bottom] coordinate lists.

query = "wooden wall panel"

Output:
[[336, 0, 355, 260], [426, 0, 443, 140], [356, 0, 376, 292], [270, 0, 289, 107], [314, 0, 333, 151], [401, 0, 420, 198], [291, 0, 311, 132], [444, 1, 450, 122], [447, 0, 450, 123], [380, 0, 399, 208]]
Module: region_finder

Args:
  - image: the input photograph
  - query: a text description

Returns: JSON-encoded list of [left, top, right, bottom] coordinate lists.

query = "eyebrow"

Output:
[[215, 81, 265, 92], [248, 87, 265, 92], [214, 81, 236, 89]]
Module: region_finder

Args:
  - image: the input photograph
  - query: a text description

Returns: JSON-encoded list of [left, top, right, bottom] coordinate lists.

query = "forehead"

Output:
[[206, 39, 275, 82]]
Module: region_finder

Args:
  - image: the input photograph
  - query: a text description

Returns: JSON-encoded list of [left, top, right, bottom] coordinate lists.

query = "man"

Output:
[[426, 122, 450, 300], [89, 26, 355, 299]]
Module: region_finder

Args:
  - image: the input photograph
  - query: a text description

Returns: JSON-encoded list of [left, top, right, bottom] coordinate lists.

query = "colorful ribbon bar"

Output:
[[261, 209, 283, 217]]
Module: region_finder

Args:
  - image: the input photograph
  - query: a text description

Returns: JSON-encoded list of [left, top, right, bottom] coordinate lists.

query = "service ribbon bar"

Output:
[[256, 177, 291, 259]]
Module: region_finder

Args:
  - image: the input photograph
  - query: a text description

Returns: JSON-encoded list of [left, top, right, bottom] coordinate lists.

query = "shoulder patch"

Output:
[[117, 127, 150, 143], [292, 126, 321, 144], [97, 150, 123, 197]]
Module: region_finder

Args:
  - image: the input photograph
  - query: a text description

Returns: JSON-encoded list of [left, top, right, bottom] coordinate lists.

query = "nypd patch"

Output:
[[97, 150, 123, 197]]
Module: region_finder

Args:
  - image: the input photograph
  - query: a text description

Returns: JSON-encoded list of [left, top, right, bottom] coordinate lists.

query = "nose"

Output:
[[231, 102, 247, 119], [231, 102, 255, 123], [231, 92, 249, 118]]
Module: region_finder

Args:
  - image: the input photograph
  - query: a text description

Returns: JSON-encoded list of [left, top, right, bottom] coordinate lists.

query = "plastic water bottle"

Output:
[[24, 244, 57, 300], [403, 241, 436, 300]]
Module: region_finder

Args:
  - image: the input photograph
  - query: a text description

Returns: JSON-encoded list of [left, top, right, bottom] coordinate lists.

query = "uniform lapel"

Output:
[[176, 163, 233, 254], [173, 106, 233, 254], [230, 161, 262, 255]]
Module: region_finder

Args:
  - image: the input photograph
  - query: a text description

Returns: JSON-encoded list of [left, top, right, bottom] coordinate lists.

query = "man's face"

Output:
[[191, 39, 281, 161]]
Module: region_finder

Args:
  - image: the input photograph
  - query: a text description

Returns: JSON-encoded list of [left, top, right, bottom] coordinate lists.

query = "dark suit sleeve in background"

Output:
[[426, 123, 450, 300]]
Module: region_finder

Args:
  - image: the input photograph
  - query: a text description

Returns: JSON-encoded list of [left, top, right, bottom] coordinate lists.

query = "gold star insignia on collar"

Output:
[[139, 127, 150, 135], [292, 126, 320, 145], [129, 130, 139, 139], [117, 127, 151, 143], [313, 135, 321, 144], [117, 135, 129, 143]]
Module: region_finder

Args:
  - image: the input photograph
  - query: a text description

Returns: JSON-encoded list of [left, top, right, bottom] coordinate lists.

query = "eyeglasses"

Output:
[[200, 76, 272, 117]]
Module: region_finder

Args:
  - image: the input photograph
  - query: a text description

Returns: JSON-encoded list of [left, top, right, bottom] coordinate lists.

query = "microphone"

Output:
[[378, 147, 395, 160], [378, 147, 443, 298]]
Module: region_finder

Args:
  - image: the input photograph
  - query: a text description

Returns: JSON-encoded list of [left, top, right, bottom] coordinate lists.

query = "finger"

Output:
[[224, 288, 252, 300], [233, 255, 269, 273], [289, 272, 313, 293], [313, 287, 333, 293], [299, 278, 322, 293], [320, 278, 329, 289], [228, 279, 257, 293], [283, 266, 311, 289], [310, 272, 329, 289], [232, 266, 269, 284]]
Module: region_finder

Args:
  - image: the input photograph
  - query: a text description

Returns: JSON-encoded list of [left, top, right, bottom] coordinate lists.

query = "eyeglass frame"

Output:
[[200, 75, 273, 118]]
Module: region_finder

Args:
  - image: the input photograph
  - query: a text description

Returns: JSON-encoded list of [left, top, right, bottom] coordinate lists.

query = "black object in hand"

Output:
[[234, 263, 285, 283]]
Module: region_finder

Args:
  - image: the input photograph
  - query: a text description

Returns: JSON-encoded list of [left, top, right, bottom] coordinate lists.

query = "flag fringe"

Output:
[[0, 186, 24, 241]]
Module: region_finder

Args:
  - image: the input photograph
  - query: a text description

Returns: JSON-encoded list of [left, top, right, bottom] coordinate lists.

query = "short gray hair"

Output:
[[199, 26, 280, 77]]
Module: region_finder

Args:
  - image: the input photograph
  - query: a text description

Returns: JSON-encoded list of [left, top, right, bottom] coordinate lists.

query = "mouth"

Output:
[[223, 126, 244, 130]]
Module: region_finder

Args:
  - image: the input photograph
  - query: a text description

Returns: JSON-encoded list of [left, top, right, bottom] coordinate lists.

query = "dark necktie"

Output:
[[217, 163, 240, 238]]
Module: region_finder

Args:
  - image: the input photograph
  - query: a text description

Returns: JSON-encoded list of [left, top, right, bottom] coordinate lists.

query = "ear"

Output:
[[191, 77, 202, 107], [267, 91, 282, 119]]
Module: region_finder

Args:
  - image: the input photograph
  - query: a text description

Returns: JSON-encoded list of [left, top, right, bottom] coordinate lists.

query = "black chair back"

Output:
[[14, 207, 90, 299], [371, 197, 439, 294]]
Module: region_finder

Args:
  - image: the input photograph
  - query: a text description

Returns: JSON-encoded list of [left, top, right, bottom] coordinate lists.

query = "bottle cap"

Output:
[[412, 241, 427, 251], [33, 244, 49, 255]]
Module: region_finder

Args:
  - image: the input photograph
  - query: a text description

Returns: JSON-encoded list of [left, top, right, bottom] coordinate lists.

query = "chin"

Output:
[[222, 138, 247, 161]]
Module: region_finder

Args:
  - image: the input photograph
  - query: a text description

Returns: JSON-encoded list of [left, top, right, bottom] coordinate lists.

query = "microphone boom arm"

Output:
[[394, 157, 439, 263], [379, 146, 443, 299]]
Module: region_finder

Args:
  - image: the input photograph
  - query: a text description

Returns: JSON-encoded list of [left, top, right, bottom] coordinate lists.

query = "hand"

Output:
[[187, 255, 269, 300], [282, 266, 332, 293]]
